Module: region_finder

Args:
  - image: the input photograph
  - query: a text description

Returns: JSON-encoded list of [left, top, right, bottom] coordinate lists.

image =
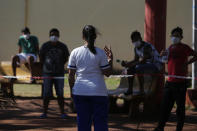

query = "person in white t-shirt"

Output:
[[68, 25, 113, 131]]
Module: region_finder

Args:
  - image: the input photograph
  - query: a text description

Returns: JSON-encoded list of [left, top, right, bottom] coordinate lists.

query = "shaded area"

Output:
[[0, 98, 197, 131]]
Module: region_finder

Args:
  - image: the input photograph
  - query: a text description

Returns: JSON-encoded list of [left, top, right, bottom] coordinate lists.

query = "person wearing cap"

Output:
[[39, 28, 69, 119], [154, 27, 197, 131], [12, 27, 39, 83]]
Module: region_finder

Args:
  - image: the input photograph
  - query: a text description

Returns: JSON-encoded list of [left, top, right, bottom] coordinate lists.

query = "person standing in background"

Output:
[[154, 27, 197, 131], [39, 28, 69, 119]]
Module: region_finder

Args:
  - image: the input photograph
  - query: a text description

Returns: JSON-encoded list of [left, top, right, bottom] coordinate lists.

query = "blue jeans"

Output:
[[43, 73, 64, 98], [73, 95, 108, 131]]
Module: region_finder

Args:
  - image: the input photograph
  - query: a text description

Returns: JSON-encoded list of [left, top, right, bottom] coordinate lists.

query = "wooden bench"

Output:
[[108, 75, 159, 118], [0, 61, 43, 100]]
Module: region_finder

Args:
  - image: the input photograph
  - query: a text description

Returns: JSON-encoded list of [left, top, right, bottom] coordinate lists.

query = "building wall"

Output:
[[166, 0, 192, 48], [0, 0, 192, 70], [0, 0, 25, 60]]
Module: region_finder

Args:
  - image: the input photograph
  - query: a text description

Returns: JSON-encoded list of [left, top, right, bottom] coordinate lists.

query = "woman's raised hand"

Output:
[[104, 45, 113, 61]]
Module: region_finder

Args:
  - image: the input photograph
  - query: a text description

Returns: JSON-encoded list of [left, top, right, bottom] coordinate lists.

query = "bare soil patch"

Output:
[[0, 98, 197, 131]]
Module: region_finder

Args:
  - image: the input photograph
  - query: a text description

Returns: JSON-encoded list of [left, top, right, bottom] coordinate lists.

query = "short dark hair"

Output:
[[171, 27, 183, 38], [130, 30, 142, 41], [49, 28, 60, 37], [21, 27, 30, 34]]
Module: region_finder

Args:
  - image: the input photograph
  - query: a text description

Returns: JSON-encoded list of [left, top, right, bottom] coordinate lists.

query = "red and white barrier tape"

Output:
[[0, 75, 66, 79], [110, 74, 196, 80], [0, 74, 196, 80]]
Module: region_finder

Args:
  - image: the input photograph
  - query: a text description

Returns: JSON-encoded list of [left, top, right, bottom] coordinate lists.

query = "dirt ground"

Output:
[[0, 98, 197, 131]]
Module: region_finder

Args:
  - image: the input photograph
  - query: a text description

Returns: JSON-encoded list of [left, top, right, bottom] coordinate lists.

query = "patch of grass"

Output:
[[14, 84, 42, 97], [13, 76, 120, 98], [105, 77, 120, 90], [14, 84, 71, 98]]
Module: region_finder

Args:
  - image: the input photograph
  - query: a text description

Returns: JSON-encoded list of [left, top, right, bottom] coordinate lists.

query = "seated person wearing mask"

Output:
[[12, 27, 39, 83], [121, 31, 163, 96]]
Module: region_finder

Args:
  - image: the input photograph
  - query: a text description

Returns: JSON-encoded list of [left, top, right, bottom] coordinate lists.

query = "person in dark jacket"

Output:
[[39, 28, 69, 119]]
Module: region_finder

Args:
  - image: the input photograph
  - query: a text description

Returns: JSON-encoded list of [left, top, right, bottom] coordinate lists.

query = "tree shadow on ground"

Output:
[[0, 97, 197, 131]]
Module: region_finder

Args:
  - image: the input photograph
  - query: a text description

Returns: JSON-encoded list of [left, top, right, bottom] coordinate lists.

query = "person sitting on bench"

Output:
[[11, 27, 39, 83], [121, 31, 163, 96]]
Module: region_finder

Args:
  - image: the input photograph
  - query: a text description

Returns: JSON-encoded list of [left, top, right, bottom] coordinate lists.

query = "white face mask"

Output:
[[133, 41, 141, 47], [50, 36, 59, 42], [171, 37, 180, 44], [23, 34, 30, 39]]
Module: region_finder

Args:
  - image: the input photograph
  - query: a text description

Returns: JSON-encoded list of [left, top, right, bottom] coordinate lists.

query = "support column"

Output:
[[192, 0, 197, 89], [144, 0, 167, 102], [187, 0, 197, 108]]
